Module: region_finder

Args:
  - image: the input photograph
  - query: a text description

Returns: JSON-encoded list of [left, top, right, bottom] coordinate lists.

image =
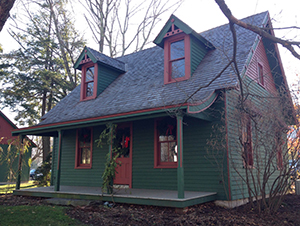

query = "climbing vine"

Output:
[[96, 124, 120, 194]]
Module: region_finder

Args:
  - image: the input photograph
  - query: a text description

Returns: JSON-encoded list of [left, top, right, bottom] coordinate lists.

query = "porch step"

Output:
[[45, 198, 98, 206]]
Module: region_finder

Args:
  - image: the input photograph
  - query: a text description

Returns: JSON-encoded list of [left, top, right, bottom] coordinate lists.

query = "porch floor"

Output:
[[13, 186, 217, 208]]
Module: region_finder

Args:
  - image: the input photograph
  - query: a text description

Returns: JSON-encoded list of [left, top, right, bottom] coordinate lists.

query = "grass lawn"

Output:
[[0, 205, 84, 226], [0, 181, 37, 194]]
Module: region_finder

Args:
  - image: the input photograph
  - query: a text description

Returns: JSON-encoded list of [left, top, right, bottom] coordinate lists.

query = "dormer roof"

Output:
[[153, 14, 214, 50], [74, 46, 126, 73], [12, 11, 293, 134]]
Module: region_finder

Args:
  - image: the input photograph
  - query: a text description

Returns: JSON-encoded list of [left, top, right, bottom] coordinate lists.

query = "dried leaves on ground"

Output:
[[1, 194, 300, 225]]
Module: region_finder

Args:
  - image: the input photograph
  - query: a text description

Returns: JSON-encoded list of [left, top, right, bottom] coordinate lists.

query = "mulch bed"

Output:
[[1, 194, 300, 225]]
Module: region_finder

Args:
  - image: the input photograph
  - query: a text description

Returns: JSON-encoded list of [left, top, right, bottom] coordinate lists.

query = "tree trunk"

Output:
[[42, 90, 51, 162], [0, 0, 16, 31]]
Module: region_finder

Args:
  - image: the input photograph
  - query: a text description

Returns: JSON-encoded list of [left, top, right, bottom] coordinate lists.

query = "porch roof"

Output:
[[13, 186, 217, 208]]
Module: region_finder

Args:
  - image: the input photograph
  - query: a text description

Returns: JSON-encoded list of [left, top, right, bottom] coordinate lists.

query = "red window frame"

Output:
[[80, 62, 98, 101], [242, 115, 253, 167], [154, 118, 178, 168], [75, 127, 93, 169], [258, 63, 264, 87], [164, 33, 191, 84]]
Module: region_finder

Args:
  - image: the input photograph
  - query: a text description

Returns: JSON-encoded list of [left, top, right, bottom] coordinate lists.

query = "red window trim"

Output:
[[275, 133, 284, 170], [242, 115, 253, 167], [257, 62, 264, 87], [75, 127, 93, 169], [277, 148, 283, 170], [154, 118, 178, 169], [164, 33, 191, 84], [80, 62, 98, 101]]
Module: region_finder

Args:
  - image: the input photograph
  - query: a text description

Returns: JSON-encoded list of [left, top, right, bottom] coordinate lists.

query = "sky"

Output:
[[0, 0, 299, 126]]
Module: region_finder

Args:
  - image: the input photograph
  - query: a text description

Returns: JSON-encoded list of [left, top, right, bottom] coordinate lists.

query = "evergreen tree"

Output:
[[0, 0, 85, 160]]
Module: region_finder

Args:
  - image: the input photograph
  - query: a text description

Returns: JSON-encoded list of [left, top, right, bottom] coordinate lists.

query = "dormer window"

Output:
[[85, 66, 95, 97], [154, 15, 214, 85], [164, 33, 190, 84], [80, 62, 98, 101], [170, 39, 185, 78]]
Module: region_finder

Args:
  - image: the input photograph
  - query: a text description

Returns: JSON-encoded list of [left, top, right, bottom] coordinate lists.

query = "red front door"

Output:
[[114, 123, 132, 187]]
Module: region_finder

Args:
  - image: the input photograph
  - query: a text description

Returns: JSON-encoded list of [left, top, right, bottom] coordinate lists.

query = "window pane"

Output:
[[79, 128, 91, 145], [258, 64, 264, 85], [80, 148, 91, 164], [170, 40, 184, 60], [171, 59, 185, 78], [86, 82, 94, 97], [81, 148, 86, 164], [86, 149, 91, 164], [86, 66, 94, 82], [159, 135, 168, 142], [169, 142, 177, 162], [160, 143, 168, 162]]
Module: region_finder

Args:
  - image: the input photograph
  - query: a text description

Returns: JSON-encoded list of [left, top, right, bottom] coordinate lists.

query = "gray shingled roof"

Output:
[[39, 12, 268, 126], [87, 47, 126, 72]]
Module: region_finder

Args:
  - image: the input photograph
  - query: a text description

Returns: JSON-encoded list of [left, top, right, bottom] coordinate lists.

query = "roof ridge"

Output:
[[199, 11, 268, 35]]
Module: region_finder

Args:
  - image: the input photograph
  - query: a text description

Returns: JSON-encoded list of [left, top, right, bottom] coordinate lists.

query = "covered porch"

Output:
[[13, 186, 217, 208]]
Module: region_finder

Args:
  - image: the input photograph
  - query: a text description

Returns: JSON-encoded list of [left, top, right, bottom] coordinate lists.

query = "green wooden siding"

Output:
[[226, 78, 281, 200], [190, 36, 208, 75], [183, 115, 228, 200], [53, 107, 228, 200], [132, 118, 177, 190], [0, 144, 31, 182], [97, 65, 120, 95], [54, 126, 107, 187]]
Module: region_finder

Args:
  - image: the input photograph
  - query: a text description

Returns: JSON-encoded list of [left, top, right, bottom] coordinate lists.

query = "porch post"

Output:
[[16, 135, 25, 190], [177, 114, 184, 199], [55, 130, 63, 191]]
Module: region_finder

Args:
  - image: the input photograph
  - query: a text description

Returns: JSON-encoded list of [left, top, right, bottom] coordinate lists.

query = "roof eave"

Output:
[[12, 105, 188, 137]]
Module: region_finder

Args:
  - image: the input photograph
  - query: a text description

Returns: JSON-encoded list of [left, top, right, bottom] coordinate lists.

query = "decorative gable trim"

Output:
[[74, 46, 126, 73], [153, 15, 214, 50]]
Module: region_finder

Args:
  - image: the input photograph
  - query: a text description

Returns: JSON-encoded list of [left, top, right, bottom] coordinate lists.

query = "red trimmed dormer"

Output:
[[80, 53, 98, 101], [74, 47, 126, 102], [154, 15, 214, 85]]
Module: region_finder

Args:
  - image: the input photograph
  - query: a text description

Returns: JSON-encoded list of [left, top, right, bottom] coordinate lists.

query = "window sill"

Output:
[[164, 76, 190, 85], [80, 95, 96, 102], [258, 82, 265, 89], [154, 163, 177, 169], [75, 165, 92, 169]]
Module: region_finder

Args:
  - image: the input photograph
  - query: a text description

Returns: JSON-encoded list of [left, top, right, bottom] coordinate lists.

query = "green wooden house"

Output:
[[12, 12, 294, 208], [0, 111, 32, 183]]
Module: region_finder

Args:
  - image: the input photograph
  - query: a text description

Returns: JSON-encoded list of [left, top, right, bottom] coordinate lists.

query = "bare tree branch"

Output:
[[215, 0, 300, 60]]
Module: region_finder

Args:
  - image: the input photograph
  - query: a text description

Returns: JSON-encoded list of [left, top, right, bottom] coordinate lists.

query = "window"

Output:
[[80, 62, 98, 101], [164, 33, 190, 84], [154, 117, 177, 168], [258, 63, 264, 86], [241, 114, 253, 167], [170, 40, 185, 79], [75, 128, 93, 168]]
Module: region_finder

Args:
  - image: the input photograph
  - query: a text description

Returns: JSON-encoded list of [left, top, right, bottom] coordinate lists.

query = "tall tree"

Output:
[[82, 0, 183, 57], [0, 0, 16, 32], [0, 0, 85, 160]]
